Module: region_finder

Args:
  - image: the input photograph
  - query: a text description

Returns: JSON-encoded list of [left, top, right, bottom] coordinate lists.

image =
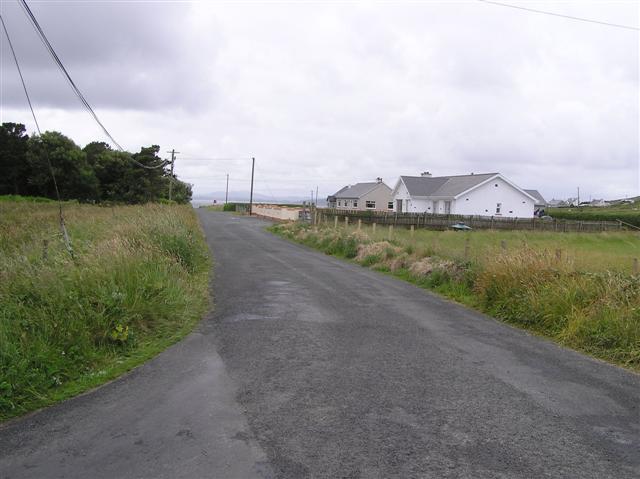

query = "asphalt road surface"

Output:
[[1, 211, 639, 479]]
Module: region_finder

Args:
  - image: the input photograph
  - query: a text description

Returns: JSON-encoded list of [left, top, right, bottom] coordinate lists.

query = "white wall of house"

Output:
[[453, 177, 535, 218]]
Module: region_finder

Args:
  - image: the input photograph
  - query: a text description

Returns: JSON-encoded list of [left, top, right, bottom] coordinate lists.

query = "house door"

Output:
[[396, 199, 403, 213], [444, 201, 451, 214]]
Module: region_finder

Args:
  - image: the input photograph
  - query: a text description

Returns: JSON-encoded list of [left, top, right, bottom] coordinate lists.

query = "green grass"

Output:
[[0, 201, 210, 421], [347, 225, 639, 274], [549, 200, 640, 227], [0, 194, 56, 203], [270, 222, 640, 370]]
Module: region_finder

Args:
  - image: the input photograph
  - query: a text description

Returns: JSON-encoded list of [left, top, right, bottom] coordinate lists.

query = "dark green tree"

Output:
[[121, 145, 169, 203], [26, 132, 98, 201], [0, 123, 30, 195], [2, 122, 192, 204], [169, 178, 193, 204]]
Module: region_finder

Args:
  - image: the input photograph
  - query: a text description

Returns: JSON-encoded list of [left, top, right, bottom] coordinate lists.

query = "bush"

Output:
[[223, 202, 237, 212]]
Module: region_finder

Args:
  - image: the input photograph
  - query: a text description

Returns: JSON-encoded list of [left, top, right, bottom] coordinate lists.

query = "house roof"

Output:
[[524, 189, 547, 205], [399, 173, 498, 198], [332, 182, 385, 199]]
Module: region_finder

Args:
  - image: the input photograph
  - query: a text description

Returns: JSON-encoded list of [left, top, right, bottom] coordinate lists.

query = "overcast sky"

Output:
[[1, 0, 638, 202]]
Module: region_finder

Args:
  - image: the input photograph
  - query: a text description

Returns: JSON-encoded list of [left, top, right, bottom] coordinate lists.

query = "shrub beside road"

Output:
[[0, 201, 210, 420]]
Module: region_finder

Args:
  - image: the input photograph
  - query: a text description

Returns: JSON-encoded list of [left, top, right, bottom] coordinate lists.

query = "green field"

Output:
[[271, 222, 640, 370], [0, 201, 210, 420], [549, 200, 640, 227], [357, 225, 639, 274]]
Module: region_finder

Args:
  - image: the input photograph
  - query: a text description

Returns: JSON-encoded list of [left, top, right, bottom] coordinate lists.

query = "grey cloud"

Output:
[[1, 1, 218, 111], [1, 1, 637, 201]]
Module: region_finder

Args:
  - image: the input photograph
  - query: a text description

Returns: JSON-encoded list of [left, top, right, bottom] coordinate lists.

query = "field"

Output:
[[271, 222, 640, 370], [0, 200, 210, 420], [549, 200, 640, 227], [351, 225, 639, 274]]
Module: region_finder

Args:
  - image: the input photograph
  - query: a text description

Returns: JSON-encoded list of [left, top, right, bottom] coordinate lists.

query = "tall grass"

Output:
[[0, 201, 210, 420], [271, 223, 640, 370]]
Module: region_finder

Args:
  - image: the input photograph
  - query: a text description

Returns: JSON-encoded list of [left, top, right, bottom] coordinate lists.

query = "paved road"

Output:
[[1, 211, 639, 478]]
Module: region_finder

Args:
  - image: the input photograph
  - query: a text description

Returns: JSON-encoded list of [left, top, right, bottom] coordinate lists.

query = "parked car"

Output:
[[450, 222, 472, 231]]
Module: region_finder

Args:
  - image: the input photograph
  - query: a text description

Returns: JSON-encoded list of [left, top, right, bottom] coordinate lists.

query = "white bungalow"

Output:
[[391, 172, 538, 218]]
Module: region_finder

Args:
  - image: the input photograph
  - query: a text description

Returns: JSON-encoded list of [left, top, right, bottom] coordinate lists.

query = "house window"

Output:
[[366, 200, 376, 209], [496, 203, 502, 214], [354, 200, 358, 208], [387, 201, 393, 210], [495, 184, 499, 187], [337, 201, 341, 207]]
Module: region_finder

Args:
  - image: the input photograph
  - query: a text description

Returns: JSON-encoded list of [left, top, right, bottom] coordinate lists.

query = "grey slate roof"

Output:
[[400, 173, 498, 198], [524, 189, 547, 205], [332, 182, 380, 199]]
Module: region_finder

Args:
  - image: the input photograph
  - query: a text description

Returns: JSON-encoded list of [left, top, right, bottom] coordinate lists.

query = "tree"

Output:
[[120, 145, 169, 203], [0, 123, 30, 195], [169, 178, 193, 204], [26, 132, 98, 201], [1, 122, 192, 204]]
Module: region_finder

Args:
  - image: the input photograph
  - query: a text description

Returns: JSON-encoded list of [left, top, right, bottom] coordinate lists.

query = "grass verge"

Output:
[[0, 201, 210, 421], [269, 222, 640, 371]]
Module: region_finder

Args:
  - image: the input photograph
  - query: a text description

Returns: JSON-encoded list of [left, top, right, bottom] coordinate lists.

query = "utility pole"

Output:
[[249, 157, 255, 215], [166, 149, 179, 201], [225, 173, 229, 204], [577, 186, 580, 208]]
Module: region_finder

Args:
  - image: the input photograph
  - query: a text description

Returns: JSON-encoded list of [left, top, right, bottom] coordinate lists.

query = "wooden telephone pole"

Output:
[[167, 149, 179, 201], [249, 157, 255, 215]]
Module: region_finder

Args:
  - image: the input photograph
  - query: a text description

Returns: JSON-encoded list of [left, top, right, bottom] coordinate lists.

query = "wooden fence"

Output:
[[315, 208, 628, 233]]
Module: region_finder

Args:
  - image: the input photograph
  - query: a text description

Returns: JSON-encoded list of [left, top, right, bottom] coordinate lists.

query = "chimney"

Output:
[[420, 171, 432, 177], [376, 177, 383, 183]]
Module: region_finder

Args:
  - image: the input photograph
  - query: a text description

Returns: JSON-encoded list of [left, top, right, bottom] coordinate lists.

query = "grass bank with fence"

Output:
[[270, 222, 640, 370], [0, 200, 210, 421]]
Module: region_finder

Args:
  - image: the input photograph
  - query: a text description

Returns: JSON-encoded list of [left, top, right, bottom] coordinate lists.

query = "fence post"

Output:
[[410, 224, 414, 237], [501, 240, 507, 251], [464, 237, 470, 260], [334, 216, 338, 229], [357, 219, 362, 230], [389, 225, 394, 240], [345, 216, 349, 227], [372, 222, 376, 233], [634, 258, 639, 275], [555, 249, 562, 264]]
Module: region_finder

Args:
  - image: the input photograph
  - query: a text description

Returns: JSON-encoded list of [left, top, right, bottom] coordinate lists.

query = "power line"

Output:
[[477, 0, 640, 31], [1, 12, 73, 258], [182, 160, 251, 161], [0, 14, 40, 134], [17, 0, 167, 170]]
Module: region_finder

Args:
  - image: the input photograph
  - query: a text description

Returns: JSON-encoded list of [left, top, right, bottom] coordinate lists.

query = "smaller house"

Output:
[[327, 178, 393, 211]]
